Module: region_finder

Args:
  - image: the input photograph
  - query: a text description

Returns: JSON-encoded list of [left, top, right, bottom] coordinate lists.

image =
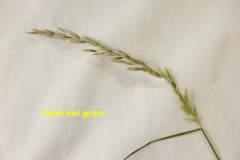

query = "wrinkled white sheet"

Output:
[[0, 0, 240, 159]]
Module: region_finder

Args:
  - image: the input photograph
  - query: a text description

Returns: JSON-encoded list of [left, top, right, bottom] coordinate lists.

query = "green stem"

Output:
[[124, 128, 201, 160], [198, 124, 221, 160]]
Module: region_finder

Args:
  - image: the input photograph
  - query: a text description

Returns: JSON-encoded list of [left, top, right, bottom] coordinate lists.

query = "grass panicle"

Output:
[[27, 27, 199, 124]]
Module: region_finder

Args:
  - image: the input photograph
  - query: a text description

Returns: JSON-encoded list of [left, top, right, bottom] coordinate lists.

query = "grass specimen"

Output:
[[27, 28, 221, 160]]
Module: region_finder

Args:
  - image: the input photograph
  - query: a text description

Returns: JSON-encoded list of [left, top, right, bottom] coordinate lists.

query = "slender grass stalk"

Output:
[[124, 128, 201, 160], [199, 124, 221, 160], [27, 28, 221, 160]]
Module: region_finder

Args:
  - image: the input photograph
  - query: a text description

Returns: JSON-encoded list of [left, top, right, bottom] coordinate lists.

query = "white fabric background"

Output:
[[0, 0, 240, 159]]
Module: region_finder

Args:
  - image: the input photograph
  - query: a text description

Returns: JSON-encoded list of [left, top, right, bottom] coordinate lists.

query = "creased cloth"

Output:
[[0, 0, 240, 159]]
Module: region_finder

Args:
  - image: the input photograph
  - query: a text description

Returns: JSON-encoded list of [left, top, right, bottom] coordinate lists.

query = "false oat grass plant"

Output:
[[27, 28, 221, 160]]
